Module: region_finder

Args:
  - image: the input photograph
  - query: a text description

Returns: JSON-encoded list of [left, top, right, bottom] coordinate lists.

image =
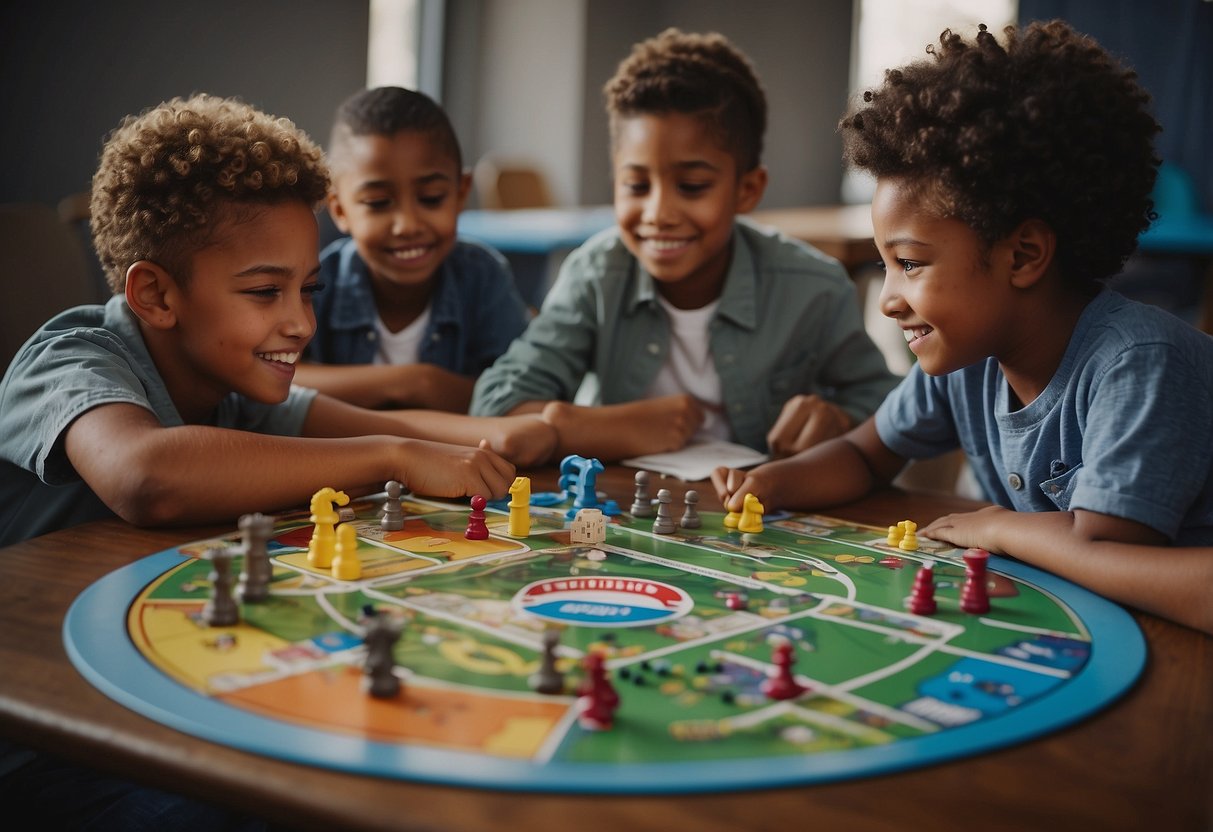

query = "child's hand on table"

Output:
[[766, 394, 852, 458]]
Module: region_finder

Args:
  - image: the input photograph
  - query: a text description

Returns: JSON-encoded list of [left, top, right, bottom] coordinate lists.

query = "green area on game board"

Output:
[[133, 497, 1096, 769]]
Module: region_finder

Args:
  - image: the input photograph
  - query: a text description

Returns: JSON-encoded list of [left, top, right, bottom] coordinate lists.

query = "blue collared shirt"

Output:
[[306, 237, 529, 375], [471, 219, 898, 451]]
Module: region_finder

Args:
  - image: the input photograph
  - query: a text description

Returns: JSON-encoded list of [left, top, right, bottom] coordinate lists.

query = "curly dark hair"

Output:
[[328, 86, 462, 173], [604, 28, 767, 172], [91, 94, 329, 292], [840, 20, 1160, 287]]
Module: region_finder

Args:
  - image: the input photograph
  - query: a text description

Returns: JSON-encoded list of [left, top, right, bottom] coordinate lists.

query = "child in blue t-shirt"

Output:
[[471, 29, 897, 461], [712, 21, 1213, 633], [296, 86, 529, 412]]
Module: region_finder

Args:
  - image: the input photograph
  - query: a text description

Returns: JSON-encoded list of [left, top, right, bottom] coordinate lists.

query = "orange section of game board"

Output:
[[218, 666, 570, 757]]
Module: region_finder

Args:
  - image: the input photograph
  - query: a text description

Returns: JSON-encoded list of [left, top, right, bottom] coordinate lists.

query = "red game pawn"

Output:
[[576, 652, 619, 730], [761, 640, 807, 701], [960, 548, 991, 614], [465, 494, 489, 540], [907, 564, 937, 615]]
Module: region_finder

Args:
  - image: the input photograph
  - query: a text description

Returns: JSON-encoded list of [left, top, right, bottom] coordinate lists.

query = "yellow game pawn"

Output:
[[737, 493, 765, 534], [724, 509, 741, 529], [507, 476, 531, 537], [887, 524, 904, 547], [332, 523, 362, 581], [308, 487, 350, 569], [898, 520, 919, 551]]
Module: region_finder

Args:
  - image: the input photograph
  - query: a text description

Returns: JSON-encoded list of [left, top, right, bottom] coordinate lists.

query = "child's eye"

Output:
[[899, 259, 922, 273], [621, 182, 649, 196], [679, 182, 711, 195], [303, 282, 326, 297], [243, 286, 282, 299], [361, 198, 391, 210], [418, 194, 448, 208]]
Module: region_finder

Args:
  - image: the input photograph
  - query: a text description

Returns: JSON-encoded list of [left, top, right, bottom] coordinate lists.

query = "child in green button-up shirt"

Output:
[[471, 28, 896, 461]]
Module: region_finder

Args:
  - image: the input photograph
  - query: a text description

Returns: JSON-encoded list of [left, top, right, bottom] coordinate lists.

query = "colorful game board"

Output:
[[65, 489, 1145, 794]]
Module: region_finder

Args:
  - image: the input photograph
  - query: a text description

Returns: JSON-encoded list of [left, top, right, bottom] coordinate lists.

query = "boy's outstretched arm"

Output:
[[922, 507, 1213, 635], [293, 362, 475, 412], [65, 403, 515, 528], [712, 417, 906, 512], [302, 394, 558, 467], [535, 396, 704, 461]]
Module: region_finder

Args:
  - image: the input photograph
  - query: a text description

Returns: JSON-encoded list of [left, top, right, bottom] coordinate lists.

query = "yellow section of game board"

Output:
[[129, 603, 290, 692]]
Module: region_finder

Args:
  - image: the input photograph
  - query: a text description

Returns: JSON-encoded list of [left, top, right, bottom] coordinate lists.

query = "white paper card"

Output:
[[622, 440, 769, 482]]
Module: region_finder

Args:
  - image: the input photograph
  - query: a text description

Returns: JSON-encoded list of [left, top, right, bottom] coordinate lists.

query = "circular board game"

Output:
[[65, 488, 1145, 794]]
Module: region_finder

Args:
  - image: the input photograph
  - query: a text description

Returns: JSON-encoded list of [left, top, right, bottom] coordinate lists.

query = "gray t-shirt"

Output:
[[876, 290, 1213, 544], [0, 295, 317, 545]]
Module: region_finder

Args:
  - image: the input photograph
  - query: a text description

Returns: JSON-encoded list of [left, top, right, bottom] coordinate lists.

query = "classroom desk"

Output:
[[749, 203, 879, 275], [458, 206, 616, 255], [1, 469, 1209, 832]]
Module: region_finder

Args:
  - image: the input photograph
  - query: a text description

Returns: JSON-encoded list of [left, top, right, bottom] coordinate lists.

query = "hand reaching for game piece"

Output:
[[711, 460, 789, 514], [394, 438, 515, 500], [765, 394, 853, 458]]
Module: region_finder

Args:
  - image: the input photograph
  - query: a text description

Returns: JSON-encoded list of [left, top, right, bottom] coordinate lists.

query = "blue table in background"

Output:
[[458, 206, 616, 306]]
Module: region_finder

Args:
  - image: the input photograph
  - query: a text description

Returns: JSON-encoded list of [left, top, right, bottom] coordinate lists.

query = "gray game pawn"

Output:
[[652, 488, 677, 535], [528, 628, 565, 694], [361, 612, 403, 698], [202, 545, 240, 626], [680, 490, 702, 529], [381, 480, 405, 531], [237, 512, 274, 602], [630, 470, 654, 517]]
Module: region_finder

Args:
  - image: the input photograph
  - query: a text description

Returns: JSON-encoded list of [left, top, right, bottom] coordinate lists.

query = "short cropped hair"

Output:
[[604, 28, 767, 173], [328, 86, 463, 173], [840, 20, 1160, 288], [91, 94, 328, 293]]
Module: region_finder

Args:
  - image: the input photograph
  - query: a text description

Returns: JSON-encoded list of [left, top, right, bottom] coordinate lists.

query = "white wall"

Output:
[[476, 0, 588, 205]]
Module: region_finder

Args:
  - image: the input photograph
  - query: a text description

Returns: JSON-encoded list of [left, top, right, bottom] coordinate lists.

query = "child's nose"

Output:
[[282, 295, 315, 339], [391, 204, 419, 235], [877, 270, 904, 318], [641, 184, 675, 226]]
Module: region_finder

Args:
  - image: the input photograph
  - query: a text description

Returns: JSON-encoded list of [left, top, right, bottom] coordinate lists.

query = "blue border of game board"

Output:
[[64, 548, 1145, 794]]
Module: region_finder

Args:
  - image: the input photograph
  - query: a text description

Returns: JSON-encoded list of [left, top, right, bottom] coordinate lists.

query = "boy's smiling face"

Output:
[[153, 201, 322, 419], [612, 113, 765, 309], [328, 130, 470, 296], [873, 177, 1020, 377]]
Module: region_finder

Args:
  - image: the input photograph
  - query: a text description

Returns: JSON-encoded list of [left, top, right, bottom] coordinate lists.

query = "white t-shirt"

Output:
[[644, 296, 729, 440], [373, 306, 432, 366]]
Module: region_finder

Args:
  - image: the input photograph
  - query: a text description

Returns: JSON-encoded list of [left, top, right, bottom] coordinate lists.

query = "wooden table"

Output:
[[2, 468, 1209, 831], [749, 203, 879, 275]]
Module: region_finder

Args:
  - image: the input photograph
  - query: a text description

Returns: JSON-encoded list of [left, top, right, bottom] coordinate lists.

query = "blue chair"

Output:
[[1138, 162, 1213, 332]]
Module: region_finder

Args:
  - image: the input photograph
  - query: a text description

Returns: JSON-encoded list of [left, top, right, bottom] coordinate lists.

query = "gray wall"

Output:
[[1, 0, 369, 208], [2, 0, 852, 213], [446, 0, 854, 210]]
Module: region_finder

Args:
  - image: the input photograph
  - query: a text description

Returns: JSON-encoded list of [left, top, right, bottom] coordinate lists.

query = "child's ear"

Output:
[[1008, 219, 1056, 289], [124, 261, 177, 329], [327, 192, 351, 234], [455, 170, 473, 210], [735, 165, 768, 214]]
